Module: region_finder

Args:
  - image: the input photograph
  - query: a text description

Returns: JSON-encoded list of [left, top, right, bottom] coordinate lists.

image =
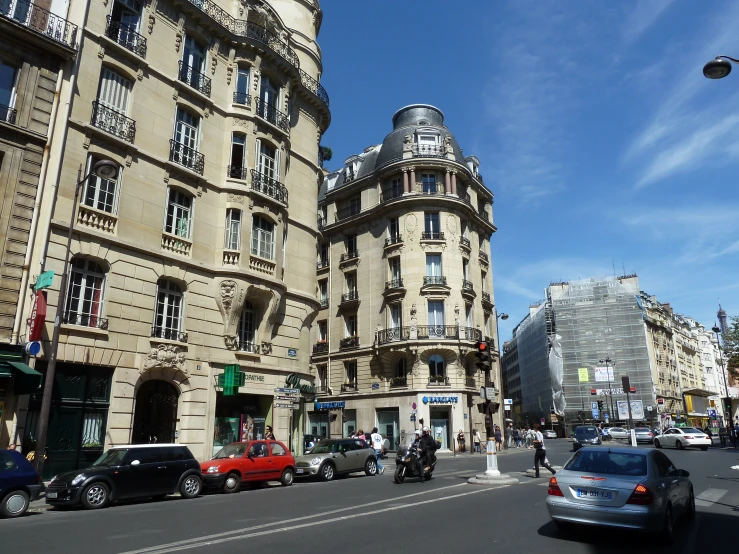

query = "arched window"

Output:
[[153, 279, 184, 340], [428, 354, 445, 379], [64, 258, 106, 328], [238, 301, 256, 351], [251, 215, 274, 259]]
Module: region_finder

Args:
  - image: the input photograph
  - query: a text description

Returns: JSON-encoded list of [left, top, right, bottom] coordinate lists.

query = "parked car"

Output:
[[572, 426, 602, 451], [544, 430, 557, 439], [607, 427, 630, 440], [634, 427, 655, 444], [46, 444, 202, 510], [547, 446, 694, 542], [654, 428, 711, 451], [201, 440, 296, 493], [0, 450, 45, 518], [294, 438, 378, 481]]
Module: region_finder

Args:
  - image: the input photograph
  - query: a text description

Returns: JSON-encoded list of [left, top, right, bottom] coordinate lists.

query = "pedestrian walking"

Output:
[[533, 424, 556, 478], [514, 427, 521, 448], [472, 429, 481, 453], [370, 427, 385, 474], [494, 425, 503, 450], [265, 426, 276, 440], [506, 425, 513, 449], [457, 429, 466, 453]]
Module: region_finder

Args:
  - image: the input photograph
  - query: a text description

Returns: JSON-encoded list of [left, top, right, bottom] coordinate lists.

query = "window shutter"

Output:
[[99, 68, 131, 114], [254, 138, 262, 175]]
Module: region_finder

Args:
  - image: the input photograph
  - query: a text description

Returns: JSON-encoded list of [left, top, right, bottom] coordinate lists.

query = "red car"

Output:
[[201, 440, 296, 493]]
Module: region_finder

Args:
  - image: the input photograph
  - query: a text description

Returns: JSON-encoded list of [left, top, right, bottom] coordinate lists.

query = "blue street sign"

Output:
[[592, 408, 600, 419]]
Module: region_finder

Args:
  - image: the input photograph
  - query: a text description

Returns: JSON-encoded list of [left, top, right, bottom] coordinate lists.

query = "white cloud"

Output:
[[622, 0, 676, 44]]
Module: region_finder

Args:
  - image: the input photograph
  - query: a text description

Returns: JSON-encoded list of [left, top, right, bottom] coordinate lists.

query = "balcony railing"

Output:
[[0, 104, 17, 125], [381, 186, 403, 202], [461, 192, 472, 206], [465, 377, 476, 388], [237, 340, 259, 353], [341, 291, 359, 304], [313, 342, 328, 354], [423, 276, 447, 286], [151, 326, 188, 343], [251, 170, 288, 205], [169, 139, 204, 174], [233, 91, 251, 106], [412, 144, 445, 157], [318, 216, 326, 230], [336, 204, 361, 221], [478, 209, 490, 222], [315, 385, 328, 395], [341, 382, 357, 392], [319, 297, 328, 308], [255, 98, 289, 132], [317, 258, 329, 269], [482, 291, 492, 304], [339, 336, 359, 349], [227, 165, 247, 179], [385, 234, 403, 247], [417, 325, 457, 339], [428, 375, 450, 386], [62, 312, 108, 330], [461, 327, 482, 341], [105, 17, 147, 58], [479, 251, 490, 264], [390, 376, 407, 388], [91, 101, 136, 143], [462, 280, 474, 292], [421, 184, 443, 195], [340, 251, 359, 262], [377, 327, 410, 345], [459, 236, 471, 249], [421, 231, 445, 240], [0, 0, 78, 49], [178, 61, 211, 97], [385, 278, 404, 290], [299, 68, 330, 107]]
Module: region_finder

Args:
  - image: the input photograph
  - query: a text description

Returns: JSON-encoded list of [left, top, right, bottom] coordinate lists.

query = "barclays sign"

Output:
[[422, 396, 459, 404]]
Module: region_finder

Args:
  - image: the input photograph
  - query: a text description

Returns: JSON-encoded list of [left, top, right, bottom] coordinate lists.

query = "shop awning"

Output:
[[683, 388, 713, 398], [0, 361, 42, 394]]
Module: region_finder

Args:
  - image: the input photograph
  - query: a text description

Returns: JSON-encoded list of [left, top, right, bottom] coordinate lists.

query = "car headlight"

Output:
[[310, 457, 322, 465], [71, 474, 85, 486], [207, 466, 220, 473]]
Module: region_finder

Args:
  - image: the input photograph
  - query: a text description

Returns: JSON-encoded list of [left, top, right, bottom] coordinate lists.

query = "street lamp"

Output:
[[33, 159, 118, 476], [599, 357, 617, 423], [703, 56, 739, 80], [712, 323, 731, 426]]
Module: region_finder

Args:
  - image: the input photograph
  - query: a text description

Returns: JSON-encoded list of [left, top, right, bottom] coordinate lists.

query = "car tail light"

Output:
[[548, 476, 564, 497], [626, 483, 653, 505], [683, 436, 694, 440]]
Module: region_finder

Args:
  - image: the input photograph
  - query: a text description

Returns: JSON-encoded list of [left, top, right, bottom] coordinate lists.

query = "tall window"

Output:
[[345, 361, 357, 385], [481, 270, 487, 292], [229, 133, 246, 178], [319, 242, 329, 264], [484, 314, 491, 337], [345, 314, 356, 337], [235, 66, 250, 104], [224, 209, 241, 250], [389, 303, 402, 329], [256, 139, 279, 180], [0, 62, 19, 122], [421, 173, 437, 194], [389, 257, 401, 282], [182, 35, 206, 75], [395, 357, 406, 378], [173, 108, 200, 167], [346, 234, 357, 255], [461, 219, 468, 237], [238, 301, 256, 349], [83, 155, 119, 213], [388, 176, 402, 199], [345, 272, 356, 294], [349, 196, 360, 215], [388, 217, 399, 239], [466, 304, 473, 328], [97, 67, 131, 115], [318, 364, 327, 388], [424, 212, 440, 234], [251, 215, 274, 259], [165, 188, 193, 238], [259, 74, 279, 107], [462, 259, 469, 280], [318, 320, 327, 342], [110, 0, 143, 42], [428, 300, 444, 326], [319, 279, 328, 304], [426, 254, 442, 276], [153, 279, 184, 338], [65, 258, 106, 327], [428, 354, 445, 378]]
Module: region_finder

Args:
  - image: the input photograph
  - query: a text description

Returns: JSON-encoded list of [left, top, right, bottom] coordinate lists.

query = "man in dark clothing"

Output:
[[418, 427, 437, 473]]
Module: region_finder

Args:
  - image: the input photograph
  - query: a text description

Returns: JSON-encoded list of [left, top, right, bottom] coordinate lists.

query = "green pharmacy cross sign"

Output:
[[218, 364, 245, 396]]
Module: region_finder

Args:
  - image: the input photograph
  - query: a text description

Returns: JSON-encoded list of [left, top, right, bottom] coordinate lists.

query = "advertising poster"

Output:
[[617, 400, 644, 420], [578, 368, 589, 382], [594, 367, 614, 382]]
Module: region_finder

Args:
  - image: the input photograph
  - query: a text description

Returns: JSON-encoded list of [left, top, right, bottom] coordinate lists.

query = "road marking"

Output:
[[119, 485, 500, 554], [118, 483, 471, 554], [695, 488, 728, 507]]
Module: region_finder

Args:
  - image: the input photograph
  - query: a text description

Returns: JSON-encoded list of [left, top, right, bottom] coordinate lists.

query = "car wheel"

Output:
[[676, 440, 684, 450], [700, 446, 708, 451], [654, 439, 661, 449], [424, 472, 432, 481], [686, 487, 696, 521], [660, 505, 674, 544], [81, 482, 109, 510], [1, 490, 30, 518], [394, 466, 405, 484], [280, 468, 294, 487], [319, 462, 335, 482], [180, 475, 201, 499], [223, 472, 240, 494], [364, 458, 377, 476]]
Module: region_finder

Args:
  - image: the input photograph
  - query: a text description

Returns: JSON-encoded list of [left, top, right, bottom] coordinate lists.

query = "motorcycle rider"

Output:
[[418, 426, 437, 473]]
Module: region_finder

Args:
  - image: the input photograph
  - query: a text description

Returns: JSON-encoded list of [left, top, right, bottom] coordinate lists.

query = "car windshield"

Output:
[[308, 441, 336, 454], [575, 427, 598, 437], [681, 428, 703, 434], [564, 450, 647, 476], [91, 449, 129, 467], [213, 443, 248, 459]]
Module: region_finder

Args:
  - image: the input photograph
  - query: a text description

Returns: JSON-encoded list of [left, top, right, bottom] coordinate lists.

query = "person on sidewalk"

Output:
[[457, 429, 466, 453], [514, 427, 521, 448], [370, 427, 385, 474], [265, 426, 276, 440], [533, 424, 556, 478], [472, 429, 481, 453], [494, 426, 503, 450]]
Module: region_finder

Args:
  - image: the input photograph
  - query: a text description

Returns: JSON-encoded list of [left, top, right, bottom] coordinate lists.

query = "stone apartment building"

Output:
[[310, 104, 501, 450], [2, 0, 330, 477]]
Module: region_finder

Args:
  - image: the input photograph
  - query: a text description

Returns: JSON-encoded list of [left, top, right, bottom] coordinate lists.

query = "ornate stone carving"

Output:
[[227, 193, 244, 203], [98, 44, 105, 58], [227, 64, 234, 85], [412, 354, 421, 377], [175, 33, 182, 52], [446, 214, 457, 234], [219, 280, 237, 316], [137, 68, 144, 81], [261, 342, 272, 355], [224, 335, 238, 349], [125, 154, 132, 167], [172, 89, 178, 101], [420, 241, 446, 251], [454, 303, 460, 325], [147, 13, 155, 34], [143, 344, 187, 374], [82, 134, 90, 149], [404, 213, 417, 233], [444, 134, 453, 153]]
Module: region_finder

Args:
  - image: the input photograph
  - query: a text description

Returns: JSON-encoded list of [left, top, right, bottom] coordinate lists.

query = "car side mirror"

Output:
[[130, 460, 140, 466], [677, 469, 689, 477]]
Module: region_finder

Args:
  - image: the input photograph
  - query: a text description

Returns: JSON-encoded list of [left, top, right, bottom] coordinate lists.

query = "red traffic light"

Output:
[[629, 386, 636, 393], [477, 341, 488, 351], [590, 389, 597, 395]]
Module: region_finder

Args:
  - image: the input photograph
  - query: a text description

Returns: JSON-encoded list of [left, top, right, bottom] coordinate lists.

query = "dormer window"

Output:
[[414, 130, 442, 157]]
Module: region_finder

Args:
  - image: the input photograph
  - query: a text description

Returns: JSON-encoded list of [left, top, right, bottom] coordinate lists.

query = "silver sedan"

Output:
[[546, 446, 694, 542]]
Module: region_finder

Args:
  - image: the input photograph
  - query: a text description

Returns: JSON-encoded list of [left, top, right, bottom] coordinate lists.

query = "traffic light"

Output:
[[474, 341, 491, 372], [597, 400, 604, 411], [724, 398, 733, 414]]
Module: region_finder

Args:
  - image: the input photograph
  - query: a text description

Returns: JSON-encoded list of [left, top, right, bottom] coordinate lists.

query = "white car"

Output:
[[607, 427, 630, 440], [544, 430, 557, 439], [654, 427, 711, 451]]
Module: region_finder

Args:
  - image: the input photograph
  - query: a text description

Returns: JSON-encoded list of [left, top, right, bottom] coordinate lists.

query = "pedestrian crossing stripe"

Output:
[[695, 489, 728, 507]]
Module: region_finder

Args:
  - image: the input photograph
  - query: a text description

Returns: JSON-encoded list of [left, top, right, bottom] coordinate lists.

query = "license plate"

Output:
[[575, 488, 613, 500], [46, 492, 58, 499], [296, 468, 304, 474]]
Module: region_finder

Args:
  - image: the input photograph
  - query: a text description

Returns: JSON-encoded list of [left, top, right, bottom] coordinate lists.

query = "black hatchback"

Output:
[[46, 444, 202, 510], [572, 426, 602, 451]]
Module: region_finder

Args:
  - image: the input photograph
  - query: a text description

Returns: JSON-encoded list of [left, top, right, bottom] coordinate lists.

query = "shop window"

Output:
[[65, 258, 106, 328]]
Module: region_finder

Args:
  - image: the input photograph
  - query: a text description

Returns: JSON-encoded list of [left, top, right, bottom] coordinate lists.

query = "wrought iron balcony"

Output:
[[377, 327, 410, 345], [313, 342, 328, 354], [255, 98, 289, 132], [417, 325, 457, 340], [319, 297, 329, 308], [169, 140, 204, 175], [228, 165, 247, 179], [91, 101, 136, 143], [233, 91, 251, 106], [385, 278, 404, 290], [465, 377, 476, 388], [482, 291, 493, 305], [479, 251, 490, 264], [385, 235, 403, 247], [421, 231, 445, 240], [462, 280, 475, 295], [317, 258, 329, 269], [0, 0, 78, 49], [62, 312, 108, 330], [461, 327, 482, 341], [390, 376, 408, 388], [412, 144, 445, 157], [478, 208, 490, 221], [340, 251, 359, 263], [460, 192, 472, 206], [428, 375, 450, 386], [421, 184, 442, 195], [299, 68, 330, 108], [315, 385, 328, 395], [336, 204, 361, 221], [423, 276, 447, 286], [459, 236, 471, 249], [151, 326, 188, 343], [105, 17, 147, 58], [0, 104, 17, 125], [341, 382, 357, 392], [381, 186, 403, 202], [237, 340, 259, 353], [339, 336, 359, 349], [341, 291, 359, 304], [178, 61, 211, 97], [251, 170, 288, 205]]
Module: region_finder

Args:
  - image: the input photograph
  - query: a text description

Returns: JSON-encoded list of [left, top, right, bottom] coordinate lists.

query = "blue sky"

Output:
[[317, 0, 738, 342]]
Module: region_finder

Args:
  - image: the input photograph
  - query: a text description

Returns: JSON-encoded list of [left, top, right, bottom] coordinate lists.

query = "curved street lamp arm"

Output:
[[716, 55, 739, 64]]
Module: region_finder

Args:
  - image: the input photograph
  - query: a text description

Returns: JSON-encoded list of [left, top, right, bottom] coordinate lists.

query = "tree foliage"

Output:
[[722, 315, 739, 381], [318, 145, 332, 168]]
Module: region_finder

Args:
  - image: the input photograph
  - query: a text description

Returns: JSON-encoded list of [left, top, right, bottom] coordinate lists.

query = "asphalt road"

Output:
[[3, 440, 739, 553]]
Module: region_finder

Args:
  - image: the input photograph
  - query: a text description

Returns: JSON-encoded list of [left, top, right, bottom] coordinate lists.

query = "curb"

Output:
[[467, 473, 520, 487]]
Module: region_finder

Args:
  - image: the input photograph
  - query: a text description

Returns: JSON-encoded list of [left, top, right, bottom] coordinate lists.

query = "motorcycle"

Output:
[[393, 437, 437, 483]]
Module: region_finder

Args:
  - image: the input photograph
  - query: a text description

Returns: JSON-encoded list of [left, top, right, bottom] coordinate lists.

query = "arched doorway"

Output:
[[132, 380, 179, 444]]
